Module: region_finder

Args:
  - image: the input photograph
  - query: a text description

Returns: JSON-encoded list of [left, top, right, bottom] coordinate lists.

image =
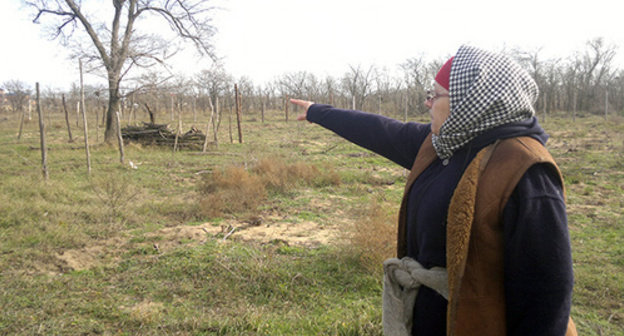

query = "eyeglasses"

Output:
[[426, 90, 449, 103]]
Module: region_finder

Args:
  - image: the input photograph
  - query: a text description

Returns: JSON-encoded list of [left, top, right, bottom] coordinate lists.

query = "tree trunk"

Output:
[[104, 74, 122, 143]]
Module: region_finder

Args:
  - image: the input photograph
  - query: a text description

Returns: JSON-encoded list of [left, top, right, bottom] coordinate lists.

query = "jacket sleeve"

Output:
[[502, 163, 574, 336], [307, 104, 431, 169]]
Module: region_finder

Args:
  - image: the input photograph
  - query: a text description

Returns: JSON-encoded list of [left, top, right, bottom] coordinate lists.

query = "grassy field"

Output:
[[0, 106, 622, 335]]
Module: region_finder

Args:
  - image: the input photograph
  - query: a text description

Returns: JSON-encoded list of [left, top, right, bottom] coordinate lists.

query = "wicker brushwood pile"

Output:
[[121, 122, 207, 150]]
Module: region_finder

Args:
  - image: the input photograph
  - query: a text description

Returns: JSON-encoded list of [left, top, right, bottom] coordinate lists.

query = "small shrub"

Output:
[[90, 174, 139, 224]]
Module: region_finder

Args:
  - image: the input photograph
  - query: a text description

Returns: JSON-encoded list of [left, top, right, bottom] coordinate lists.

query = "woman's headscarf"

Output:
[[431, 45, 539, 160]]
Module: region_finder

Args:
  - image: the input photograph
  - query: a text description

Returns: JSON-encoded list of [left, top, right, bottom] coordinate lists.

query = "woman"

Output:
[[291, 46, 575, 336]]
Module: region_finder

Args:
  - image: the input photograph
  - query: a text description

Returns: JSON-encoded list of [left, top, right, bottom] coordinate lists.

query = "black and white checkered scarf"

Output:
[[432, 45, 539, 160]]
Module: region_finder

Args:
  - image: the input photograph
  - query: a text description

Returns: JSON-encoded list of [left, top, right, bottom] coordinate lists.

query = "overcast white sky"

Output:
[[1, 0, 623, 91]]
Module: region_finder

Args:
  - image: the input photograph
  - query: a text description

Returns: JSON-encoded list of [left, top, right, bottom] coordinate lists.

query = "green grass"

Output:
[[1, 240, 382, 335], [0, 108, 623, 334]]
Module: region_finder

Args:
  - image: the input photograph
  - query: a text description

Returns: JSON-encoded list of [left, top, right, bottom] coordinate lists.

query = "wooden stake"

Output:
[[228, 103, 233, 144], [235, 84, 243, 143], [214, 96, 220, 147], [95, 99, 100, 143], [79, 59, 91, 175], [116, 109, 125, 164], [17, 107, 25, 141], [284, 97, 289, 121], [261, 98, 265, 124], [62, 94, 74, 142], [203, 95, 214, 152], [36, 83, 49, 181], [76, 101, 80, 128], [173, 103, 181, 155]]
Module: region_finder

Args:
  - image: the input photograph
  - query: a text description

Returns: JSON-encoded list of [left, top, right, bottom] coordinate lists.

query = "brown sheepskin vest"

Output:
[[397, 134, 577, 336]]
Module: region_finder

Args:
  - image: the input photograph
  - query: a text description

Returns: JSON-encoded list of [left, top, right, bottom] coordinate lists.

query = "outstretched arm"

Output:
[[289, 98, 431, 169]]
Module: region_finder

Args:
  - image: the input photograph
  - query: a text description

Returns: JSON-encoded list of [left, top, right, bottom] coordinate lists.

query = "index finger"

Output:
[[289, 98, 313, 109]]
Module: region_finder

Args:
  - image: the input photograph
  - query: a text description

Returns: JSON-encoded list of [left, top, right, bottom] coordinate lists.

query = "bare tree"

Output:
[[278, 71, 311, 98], [3, 80, 32, 116], [341, 65, 376, 111], [577, 38, 617, 112], [195, 64, 231, 110], [400, 56, 435, 116], [26, 0, 218, 143]]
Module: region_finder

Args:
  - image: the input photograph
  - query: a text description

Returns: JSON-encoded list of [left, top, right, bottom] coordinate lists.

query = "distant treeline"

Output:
[[3, 37, 622, 121]]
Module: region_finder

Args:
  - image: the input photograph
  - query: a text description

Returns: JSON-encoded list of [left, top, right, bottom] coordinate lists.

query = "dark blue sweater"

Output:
[[307, 104, 573, 336]]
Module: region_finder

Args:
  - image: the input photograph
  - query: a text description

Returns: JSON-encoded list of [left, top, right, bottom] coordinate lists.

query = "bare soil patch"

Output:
[[46, 214, 347, 274]]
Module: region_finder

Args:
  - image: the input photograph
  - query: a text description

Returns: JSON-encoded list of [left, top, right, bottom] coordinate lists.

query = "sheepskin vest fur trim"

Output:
[[397, 135, 577, 336]]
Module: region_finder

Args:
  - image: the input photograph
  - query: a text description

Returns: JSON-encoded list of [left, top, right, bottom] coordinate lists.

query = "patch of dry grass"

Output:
[[349, 198, 397, 275], [198, 158, 341, 218], [198, 166, 267, 218]]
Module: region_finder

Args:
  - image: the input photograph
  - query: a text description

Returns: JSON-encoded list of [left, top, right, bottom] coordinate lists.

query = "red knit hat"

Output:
[[435, 56, 454, 91]]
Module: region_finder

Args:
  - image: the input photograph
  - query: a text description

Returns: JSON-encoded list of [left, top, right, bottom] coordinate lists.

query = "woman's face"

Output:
[[425, 83, 450, 135]]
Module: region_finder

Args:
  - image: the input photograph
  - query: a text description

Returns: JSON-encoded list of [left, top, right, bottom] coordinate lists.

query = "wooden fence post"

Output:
[[214, 96, 220, 146], [202, 97, 213, 153], [36, 83, 49, 181], [116, 107, 125, 163], [228, 102, 233, 144], [17, 107, 25, 141], [173, 104, 181, 155], [79, 59, 91, 175], [62, 94, 74, 142], [235, 84, 243, 143], [261, 98, 265, 124], [76, 101, 80, 128]]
